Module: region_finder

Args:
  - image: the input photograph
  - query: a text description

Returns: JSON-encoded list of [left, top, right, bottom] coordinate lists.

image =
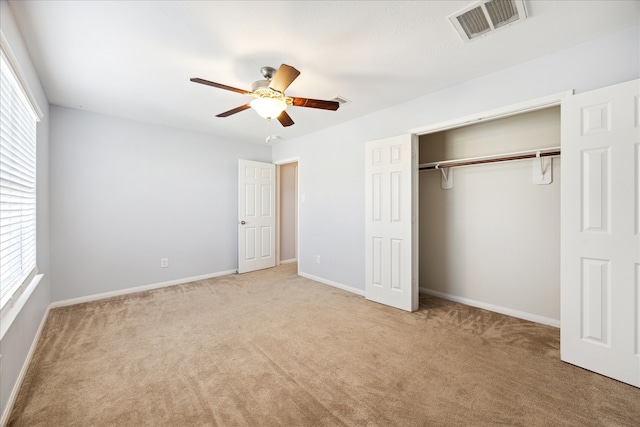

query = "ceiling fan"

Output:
[[190, 64, 340, 127]]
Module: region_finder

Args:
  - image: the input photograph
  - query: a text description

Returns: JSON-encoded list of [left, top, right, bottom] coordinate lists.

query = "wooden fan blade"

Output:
[[291, 97, 340, 111], [277, 110, 295, 127], [269, 64, 300, 93], [190, 78, 249, 95], [216, 104, 251, 117]]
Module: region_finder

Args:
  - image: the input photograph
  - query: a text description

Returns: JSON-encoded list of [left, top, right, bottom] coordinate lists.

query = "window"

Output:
[[0, 48, 39, 311]]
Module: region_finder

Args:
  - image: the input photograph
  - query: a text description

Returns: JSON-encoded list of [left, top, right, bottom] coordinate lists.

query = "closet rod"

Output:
[[419, 146, 561, 171]]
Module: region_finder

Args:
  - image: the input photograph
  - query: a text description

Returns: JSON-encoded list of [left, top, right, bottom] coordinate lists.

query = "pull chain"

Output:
[[265, 118, 273, 143]]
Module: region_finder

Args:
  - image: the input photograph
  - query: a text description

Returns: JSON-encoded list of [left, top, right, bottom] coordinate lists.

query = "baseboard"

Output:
[[419, 287, 560, 328], [298, 272, 365, 297], [279, 259, 297, 264], [1, 305, 50, 427], [50, 270, 236, 308]]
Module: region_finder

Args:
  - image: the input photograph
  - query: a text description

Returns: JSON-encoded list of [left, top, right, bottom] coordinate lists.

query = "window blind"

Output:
[[0, 50, 38, 310]]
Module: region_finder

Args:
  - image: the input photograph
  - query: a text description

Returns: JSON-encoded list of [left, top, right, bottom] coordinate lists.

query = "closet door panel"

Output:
[[561, 78, 640, 388], [365, 134, 418, 312], [581, 148, 610, 233]]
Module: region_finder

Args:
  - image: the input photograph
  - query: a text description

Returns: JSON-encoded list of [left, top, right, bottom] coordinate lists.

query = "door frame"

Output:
[[409, 90, 574, 327], [409, 91, 572, 137], [408, 90, 572, 312], [274, 157, 300, 275]]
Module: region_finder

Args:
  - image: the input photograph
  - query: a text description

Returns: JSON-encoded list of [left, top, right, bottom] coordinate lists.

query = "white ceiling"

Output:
[[8, 0, 640, 145]]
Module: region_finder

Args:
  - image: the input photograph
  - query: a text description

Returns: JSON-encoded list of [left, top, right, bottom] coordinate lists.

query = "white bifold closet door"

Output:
[[365, 135, 419, 312], [561, 79, 640, 387]]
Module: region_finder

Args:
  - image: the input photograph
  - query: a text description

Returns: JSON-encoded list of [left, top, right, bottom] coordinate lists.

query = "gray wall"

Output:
[[0, 0, 51, 418], [49, 106, 271, 302], [272, 25, 640, 306]]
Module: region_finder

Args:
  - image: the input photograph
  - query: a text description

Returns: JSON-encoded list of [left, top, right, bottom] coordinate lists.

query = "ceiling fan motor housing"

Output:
[[260, 66, 277, 80]]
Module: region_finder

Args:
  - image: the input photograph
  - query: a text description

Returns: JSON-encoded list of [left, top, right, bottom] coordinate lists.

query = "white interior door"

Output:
[[238, 160, 276, 274], [365, 134, 419, 312], [561, 79, 640, 387]]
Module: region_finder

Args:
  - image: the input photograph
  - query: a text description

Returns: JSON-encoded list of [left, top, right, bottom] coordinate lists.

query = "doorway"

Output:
[[417, 107, 561, 326], [277, 160, 299, 267]]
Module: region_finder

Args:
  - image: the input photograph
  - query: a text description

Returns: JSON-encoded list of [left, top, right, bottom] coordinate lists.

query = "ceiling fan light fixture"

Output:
[[250, 97, 287, 119]]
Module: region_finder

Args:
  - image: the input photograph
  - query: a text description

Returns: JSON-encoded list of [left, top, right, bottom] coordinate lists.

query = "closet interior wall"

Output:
[[418, 107, 561, 323]]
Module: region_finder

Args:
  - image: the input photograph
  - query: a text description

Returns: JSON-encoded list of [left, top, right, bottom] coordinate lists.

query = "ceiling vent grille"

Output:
[[331, 95, 351, 104], [449, 0, 528, 42]]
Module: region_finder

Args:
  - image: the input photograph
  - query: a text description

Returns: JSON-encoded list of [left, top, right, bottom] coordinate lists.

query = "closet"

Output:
[[418, 107, 561, 326]]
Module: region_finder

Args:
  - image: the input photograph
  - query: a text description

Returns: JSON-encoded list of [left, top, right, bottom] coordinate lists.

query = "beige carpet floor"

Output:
[[8, 263, 640, 426]]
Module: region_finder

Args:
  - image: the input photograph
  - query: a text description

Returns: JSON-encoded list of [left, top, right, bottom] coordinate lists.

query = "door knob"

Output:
[[240, 221, 246, 225]]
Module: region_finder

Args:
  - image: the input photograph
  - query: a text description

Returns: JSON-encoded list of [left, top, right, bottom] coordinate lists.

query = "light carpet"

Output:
[[8, 263, 640, 426]]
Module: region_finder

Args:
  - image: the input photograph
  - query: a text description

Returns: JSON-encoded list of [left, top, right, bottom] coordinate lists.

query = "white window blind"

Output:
[[0, 49, 38, 310]]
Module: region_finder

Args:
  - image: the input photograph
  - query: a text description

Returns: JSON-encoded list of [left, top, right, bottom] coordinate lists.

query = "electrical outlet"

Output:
[[161, 258, 169, 268], [316, 255, 321, 264]]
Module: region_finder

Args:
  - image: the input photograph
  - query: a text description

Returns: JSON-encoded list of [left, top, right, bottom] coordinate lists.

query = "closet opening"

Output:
[[416, 106, 561, 327]]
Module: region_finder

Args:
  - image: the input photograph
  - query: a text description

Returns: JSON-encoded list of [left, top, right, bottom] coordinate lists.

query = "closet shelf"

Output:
[[419, 146, 561, 171]]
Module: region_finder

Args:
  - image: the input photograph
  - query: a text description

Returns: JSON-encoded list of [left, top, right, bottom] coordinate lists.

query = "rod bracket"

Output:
[[533, 151, 552, 185], [435, 164, 454, 190]]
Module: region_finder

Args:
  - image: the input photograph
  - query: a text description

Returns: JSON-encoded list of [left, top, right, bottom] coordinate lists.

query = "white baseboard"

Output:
[[50, 270, 236, 308], [279, 259, 297, 264], [419, 287, 560, 328], [298, 272, 366, 297], [1, 305, 50, 427]]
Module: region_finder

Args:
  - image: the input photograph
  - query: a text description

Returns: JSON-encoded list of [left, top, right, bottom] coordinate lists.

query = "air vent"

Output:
[[332, 95, 351, 104], [449, 0, 527, 42]]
